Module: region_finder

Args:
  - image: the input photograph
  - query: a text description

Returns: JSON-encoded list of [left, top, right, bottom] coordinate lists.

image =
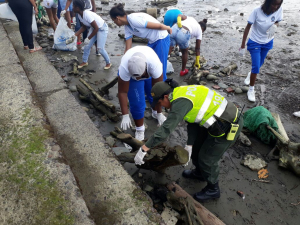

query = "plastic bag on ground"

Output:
[[53, 17, 77, 51], [167, 60, 174, 74]]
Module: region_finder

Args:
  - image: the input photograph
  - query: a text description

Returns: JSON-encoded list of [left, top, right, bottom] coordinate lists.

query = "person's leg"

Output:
[[127, 79, 146, 140], [81, 31, 97, 64], [194, 116, 244, 202], [176, 30, 190, 76], [46, 8, 56, 31], [181, 48, 189, 71], [52, 7, 59, 24], [148, 35, 170, 81], [96, 24, 111, 67], [144, 78, 153, 104], [260, 39, 273, 68]]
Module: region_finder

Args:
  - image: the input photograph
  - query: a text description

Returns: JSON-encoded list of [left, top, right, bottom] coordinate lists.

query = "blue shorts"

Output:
[[247, 38, 273, 74], [148, 35, 170, 81], [170, 25, 190, 50], [164, 9, 182, 27]]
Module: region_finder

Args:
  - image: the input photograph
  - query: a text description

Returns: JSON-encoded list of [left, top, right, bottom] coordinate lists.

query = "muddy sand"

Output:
[[34, 0, 300, 224]]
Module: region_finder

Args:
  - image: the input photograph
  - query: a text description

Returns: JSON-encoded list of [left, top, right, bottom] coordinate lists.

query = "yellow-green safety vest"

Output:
[[170, 85, 228, 128]]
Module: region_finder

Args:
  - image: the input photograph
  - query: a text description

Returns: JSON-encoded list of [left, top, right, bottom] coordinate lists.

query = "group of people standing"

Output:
[[8, 0, 284, 202]]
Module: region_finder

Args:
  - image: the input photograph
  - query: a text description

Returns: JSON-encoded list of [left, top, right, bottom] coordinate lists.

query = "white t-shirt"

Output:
[[125, 13, 168, 44], [119, 46, 163, 82], [78, 10, 104, 28], [248, 6, 283, 44], [181, 17, 202, 40]]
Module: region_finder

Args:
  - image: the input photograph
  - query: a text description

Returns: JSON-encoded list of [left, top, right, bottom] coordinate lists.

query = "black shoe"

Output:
[[193, 182, 220, 202], [182, 169, 205, 181]]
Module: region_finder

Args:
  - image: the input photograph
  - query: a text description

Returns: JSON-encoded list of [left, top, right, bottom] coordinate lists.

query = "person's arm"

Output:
[[64, 0, 72, 11], [177, 15, 187, 21], [125, 38, 132, 53], [75, 25, 87, 36], [28, 0, 38, 13], [87, 21, 99, 40], [195, 39, 201, 56], [118, 77, 130, 115], [146, 22, 172, 34], [91, 0, 96, 12], [142, 98, 193, 150], [241, 23, 252, 49]]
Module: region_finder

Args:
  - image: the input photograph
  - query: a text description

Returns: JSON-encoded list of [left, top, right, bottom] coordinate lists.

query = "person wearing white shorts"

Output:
[[43, 0, 59, 31]]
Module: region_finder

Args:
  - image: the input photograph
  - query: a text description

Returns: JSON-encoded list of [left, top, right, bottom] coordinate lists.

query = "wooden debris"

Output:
[[267, 113, 300, 177], [151, 0, 178, 7], [98, 76, 118, 96], [221, 63, 237, 75], [77, 85, 120, 122], [111, 127, 189, 173], [118, 34, 148, 43], [79, 78, 116, 112], [167, 183, 226, 225]]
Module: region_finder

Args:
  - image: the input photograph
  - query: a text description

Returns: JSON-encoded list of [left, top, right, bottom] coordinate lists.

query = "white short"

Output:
[[43, 0, 58, 9]]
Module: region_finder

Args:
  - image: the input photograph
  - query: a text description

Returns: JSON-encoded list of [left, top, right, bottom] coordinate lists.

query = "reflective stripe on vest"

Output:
[[171, 85, 228, 127]]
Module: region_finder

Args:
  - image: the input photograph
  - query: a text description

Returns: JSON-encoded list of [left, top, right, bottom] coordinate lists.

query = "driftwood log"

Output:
[[167, 183, 225, 225], [186, 69, 210, 85], [118, 34, 148, 43], [111, 127, 188, 173], [79, 78, 116, 112], [267, 113, 300, 176], [98, 76, 118, 96], [77, 85, 120, 122], [151, 0, 178, 7], [220, 63, 237, 75]]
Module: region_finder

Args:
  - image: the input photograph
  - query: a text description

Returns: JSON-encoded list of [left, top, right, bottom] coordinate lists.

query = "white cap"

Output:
[[128, 52, 147, 76]]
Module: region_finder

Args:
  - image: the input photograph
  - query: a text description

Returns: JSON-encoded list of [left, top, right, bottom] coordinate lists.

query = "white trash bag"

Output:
[[53, 17, 77, 51], [0, 3, 38, 34], [167, 60, 174, 74]]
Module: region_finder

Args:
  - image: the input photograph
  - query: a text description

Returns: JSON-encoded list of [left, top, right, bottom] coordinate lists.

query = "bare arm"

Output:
[[118, 77, 130, 115], [75, 25, 87, 36], [28, 0, 37, 8], [87, 21, 99, 40], [146, 22, 172, 34], [64, 0, 72, 11], [152, 75, 164, 113], [195, 39, 201, 56], [241, 23, 252, 49], [91, 0, 96, 12], [125, 38, 132, 53]]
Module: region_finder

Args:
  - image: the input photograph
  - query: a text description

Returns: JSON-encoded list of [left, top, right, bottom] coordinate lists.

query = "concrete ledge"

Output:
[[2, 21, 163, 224]]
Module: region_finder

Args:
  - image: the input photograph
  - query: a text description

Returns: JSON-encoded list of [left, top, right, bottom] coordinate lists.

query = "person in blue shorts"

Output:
[[109, 3, 172, 81], [240, 0, 283, 102], [163, 8, 182, 27], [117, 46, 166, 142]]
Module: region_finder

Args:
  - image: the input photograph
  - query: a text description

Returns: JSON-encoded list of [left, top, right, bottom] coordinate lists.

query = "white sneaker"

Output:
[[244, 72, 251, 85], [293, 111, 300, 118], [247, 90, 256, 102], [135, 131, 145, 141]]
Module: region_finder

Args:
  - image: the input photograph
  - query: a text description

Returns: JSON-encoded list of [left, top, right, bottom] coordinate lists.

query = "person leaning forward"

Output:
[[134, 79, 244, 202]]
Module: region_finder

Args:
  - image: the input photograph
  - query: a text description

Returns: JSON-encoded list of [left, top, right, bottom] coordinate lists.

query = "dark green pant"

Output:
[[187, 116, 244, 184]]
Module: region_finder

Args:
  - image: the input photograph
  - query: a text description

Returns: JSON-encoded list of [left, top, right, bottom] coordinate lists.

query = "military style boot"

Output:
[[193, 182, 220, 202], [182, 169, 205, 181]]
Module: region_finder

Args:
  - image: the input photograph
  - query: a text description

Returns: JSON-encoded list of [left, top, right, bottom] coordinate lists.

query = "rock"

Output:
[[101, 115, 108, 122], [101, 0, 109, 4], [61, 54, 78, 62], [224, 8, 229, 12], [226, 87, 234, 93], [82, 107, 89, 112], [206, 75, 218, 81], [241, 86, 249, 93], [188, 50, 194, 55], [186, 63, 193, 68], [218, 82, 228, 89], [199, 81, 207, 85], [175, 51, 182, 56], [144, 185, 153, 192], [239, 132, 251, 146], [161, 207, 179, 225], [240, 12, 244, 16], [212, 85, 221, 90], [235, 88, 243, 94], [69, 85, 77, 92], [40, 43, 49, 48], [168, 57, 177, 62], [51, 145, 61, 151], [105, 136, 115, 147], [138, 173, 143, 178], [241, 154, 267, 171], [208, 10, 212, 14], [266, 55, 272, 60], [170, 52, 176, 57], [144, 111, 153, 120]]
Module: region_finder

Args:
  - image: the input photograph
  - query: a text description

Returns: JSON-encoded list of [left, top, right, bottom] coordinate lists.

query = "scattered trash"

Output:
[[293, 111, 300, 118], [241, 154, 267, 171], [258, 168, 269, 179], [237, 191, 245, 200], [252, 179, 270, 183], [239, 132, 251, 146], [166, 60, 174, 74], [212, 85, 221, 90]]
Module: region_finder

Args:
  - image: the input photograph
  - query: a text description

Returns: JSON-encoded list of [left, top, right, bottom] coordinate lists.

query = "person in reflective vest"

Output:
[[134, 79, 244, 202]]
